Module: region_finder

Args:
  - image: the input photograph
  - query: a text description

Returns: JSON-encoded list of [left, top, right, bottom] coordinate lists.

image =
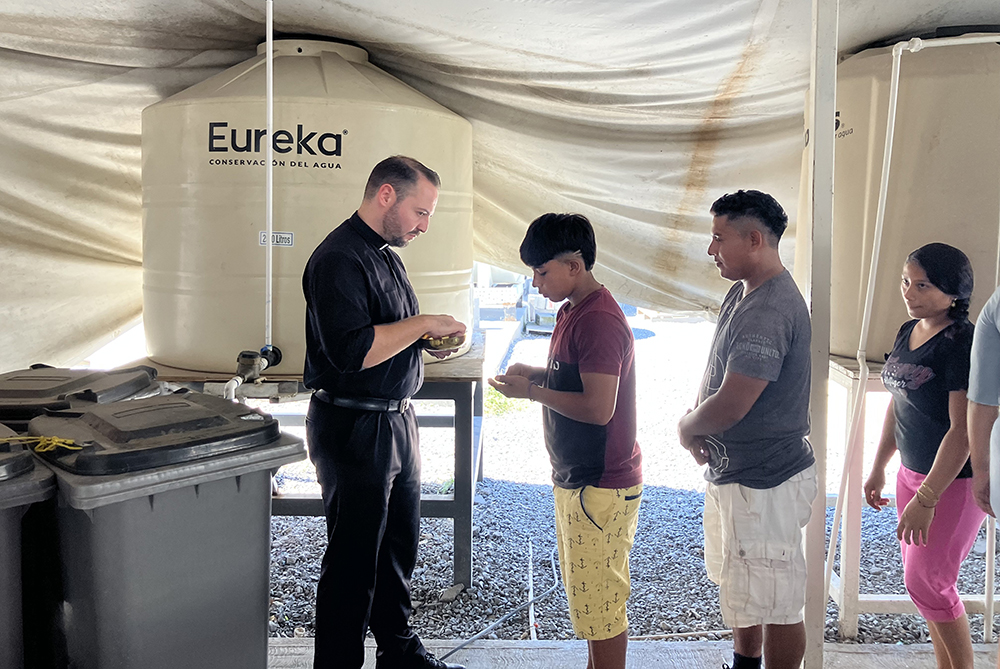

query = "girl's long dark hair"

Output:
[[906, 243, 974, 321]]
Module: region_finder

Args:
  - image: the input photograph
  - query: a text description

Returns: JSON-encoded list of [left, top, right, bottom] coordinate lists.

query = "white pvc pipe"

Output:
[[824, 40, 905, 602], [224, 376, 243, 401], [906, 34, 1000, 51], [264, 0, 274, 348]]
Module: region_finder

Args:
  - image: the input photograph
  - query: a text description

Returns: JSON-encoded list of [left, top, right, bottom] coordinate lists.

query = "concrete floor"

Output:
[[268, 638, 1000, 668]]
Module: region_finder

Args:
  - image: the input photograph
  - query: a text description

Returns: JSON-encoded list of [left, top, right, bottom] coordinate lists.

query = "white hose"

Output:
[[527, 541, 537, 640], [440, 547, 559, 661]]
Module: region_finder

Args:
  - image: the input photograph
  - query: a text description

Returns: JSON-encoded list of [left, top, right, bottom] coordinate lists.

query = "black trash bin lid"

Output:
[[0, 365, 159, 429], [27, 392, 281, 476], [0, 423, 33, 482]]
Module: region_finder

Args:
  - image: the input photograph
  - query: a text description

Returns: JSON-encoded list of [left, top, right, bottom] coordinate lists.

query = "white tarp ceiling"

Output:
[[2, 1, 999, 370]]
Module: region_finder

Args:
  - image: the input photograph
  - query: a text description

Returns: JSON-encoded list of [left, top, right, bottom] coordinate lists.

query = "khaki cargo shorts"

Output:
[[703, 465, 817, 628]]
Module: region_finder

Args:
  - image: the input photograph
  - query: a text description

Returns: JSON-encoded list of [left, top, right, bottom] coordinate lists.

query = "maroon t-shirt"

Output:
[[543, 286, 642, 489]]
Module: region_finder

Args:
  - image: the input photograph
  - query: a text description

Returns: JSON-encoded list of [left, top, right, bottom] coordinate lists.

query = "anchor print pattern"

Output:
[[556, 484, 643, 640]]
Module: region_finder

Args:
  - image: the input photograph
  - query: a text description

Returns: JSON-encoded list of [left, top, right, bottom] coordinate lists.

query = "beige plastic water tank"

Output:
[[142, 40, 474, 374], [823, 39, 1000, 361]]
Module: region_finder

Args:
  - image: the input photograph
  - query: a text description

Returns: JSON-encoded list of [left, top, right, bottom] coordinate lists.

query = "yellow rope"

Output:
[[0, 436, 81, 452]]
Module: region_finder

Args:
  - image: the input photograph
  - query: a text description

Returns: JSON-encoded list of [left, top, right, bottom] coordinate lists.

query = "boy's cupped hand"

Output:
[[488, 373, 531, 399]]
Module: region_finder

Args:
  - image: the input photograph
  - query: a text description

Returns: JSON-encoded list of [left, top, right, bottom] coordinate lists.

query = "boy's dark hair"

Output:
[[906, 242, 974, 321], [363, 155, 440, 201], [519, 213, 597, 271], [710, 190, 788, 245]]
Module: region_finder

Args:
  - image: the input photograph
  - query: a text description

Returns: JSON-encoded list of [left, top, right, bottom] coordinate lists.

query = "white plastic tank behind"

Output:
[[818, 38, 1000, 361], [142, 40, 474, 374]]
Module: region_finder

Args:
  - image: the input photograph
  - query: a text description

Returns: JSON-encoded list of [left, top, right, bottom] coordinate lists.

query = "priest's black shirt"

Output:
[[302, 212, 422, 399]]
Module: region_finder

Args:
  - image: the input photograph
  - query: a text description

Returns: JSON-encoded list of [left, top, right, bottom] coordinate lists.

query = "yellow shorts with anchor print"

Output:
[[554, 483, 642, 640]]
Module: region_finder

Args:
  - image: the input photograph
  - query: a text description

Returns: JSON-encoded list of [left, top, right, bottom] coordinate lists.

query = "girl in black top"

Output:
[[864, 243, 980, 669]]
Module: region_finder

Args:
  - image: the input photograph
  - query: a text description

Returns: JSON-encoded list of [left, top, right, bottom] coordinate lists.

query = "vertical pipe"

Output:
[[824, 39, 905, 613], [804, 0, 838, 665], [264, 0, 274, 347]]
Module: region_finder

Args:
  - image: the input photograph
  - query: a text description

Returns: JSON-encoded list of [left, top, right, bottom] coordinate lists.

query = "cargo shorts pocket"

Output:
[[724, 485, 798, 614]]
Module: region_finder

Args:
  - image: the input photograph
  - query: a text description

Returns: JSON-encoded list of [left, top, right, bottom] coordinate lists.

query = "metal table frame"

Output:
[[132, 333, 485, 588]]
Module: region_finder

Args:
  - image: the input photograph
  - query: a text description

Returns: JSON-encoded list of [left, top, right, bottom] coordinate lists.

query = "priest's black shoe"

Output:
[[374, 650, 465, 669]]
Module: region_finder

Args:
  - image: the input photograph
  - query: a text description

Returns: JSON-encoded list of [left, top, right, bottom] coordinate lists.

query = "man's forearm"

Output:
[[532, 386, 608, 425], [679, 372, 768, 440], [363, 316, 428, 369], [531, 385, 616, 426], [680, 393, 747, 437]]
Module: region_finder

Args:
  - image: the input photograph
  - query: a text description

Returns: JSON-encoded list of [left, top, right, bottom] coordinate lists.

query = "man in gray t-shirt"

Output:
[[701, 270, 815, 488], [678, 190, 816, 669]]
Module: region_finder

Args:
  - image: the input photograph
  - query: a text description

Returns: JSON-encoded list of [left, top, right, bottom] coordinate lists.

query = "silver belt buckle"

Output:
[[398, 397, 410, 413]]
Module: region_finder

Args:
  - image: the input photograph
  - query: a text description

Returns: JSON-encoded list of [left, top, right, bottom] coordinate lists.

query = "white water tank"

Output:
[[142, 40, 474, 374], [825, 38, 1000, 361]]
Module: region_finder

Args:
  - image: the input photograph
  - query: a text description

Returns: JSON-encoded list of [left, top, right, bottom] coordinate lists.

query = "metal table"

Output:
[[130, 333, 485, 587]]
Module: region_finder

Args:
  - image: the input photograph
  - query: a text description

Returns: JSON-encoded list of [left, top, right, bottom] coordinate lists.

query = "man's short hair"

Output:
[[519, 213, 597, 271], [710, 190, 788, 245], [363, 156, 441, 201]]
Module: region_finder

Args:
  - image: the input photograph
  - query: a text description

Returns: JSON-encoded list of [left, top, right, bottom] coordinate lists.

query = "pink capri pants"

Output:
[[897, 466, 986, 622]]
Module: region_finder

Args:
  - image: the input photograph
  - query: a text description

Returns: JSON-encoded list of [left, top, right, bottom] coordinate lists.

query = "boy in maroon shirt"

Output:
[[489, 213, 641, 669]]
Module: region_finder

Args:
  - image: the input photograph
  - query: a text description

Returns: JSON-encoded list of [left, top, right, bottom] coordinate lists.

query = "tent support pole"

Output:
[[805, 0, 838, 666]]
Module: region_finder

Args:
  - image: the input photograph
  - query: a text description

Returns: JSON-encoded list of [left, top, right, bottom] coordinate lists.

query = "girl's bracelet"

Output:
[[916, 483, 939, 508]]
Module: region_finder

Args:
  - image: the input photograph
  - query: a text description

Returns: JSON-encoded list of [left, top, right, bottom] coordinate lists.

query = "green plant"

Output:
[[483, 386, 529, 416]]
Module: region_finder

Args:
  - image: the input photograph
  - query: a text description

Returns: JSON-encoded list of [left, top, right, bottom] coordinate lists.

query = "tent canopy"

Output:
[[2, 0, 999, 369]]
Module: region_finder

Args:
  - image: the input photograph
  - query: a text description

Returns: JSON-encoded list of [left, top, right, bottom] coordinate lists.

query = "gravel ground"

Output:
[[268, 317, 1000, 645]]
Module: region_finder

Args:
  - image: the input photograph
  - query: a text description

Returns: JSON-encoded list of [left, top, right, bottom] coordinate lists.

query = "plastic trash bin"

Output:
[[25, 391, 306, 669], [0, 365, 160, 433], [0, 424, 56, 669]]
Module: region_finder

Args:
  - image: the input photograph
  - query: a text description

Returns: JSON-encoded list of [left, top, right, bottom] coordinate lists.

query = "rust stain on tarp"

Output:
[[655, 35, 767, 290]]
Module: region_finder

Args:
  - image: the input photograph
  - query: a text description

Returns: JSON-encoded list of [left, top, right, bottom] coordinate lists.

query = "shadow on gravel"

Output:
[[268, 479, 725, 642], [269, 480, 1000, 645]]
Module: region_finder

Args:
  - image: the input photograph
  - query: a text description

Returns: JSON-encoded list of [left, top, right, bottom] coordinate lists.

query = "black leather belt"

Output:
[[313, 389, 411, 413]]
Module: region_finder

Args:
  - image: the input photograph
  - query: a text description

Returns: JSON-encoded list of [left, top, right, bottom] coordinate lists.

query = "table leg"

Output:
[[454, 382, 474, 588], [474, 379, 484, 482]]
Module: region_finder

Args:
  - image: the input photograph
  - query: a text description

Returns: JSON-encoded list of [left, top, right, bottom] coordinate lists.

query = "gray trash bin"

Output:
[[26, 391, 306, 669], [0, 424, 56, 669], [0, 365, 160, 433]]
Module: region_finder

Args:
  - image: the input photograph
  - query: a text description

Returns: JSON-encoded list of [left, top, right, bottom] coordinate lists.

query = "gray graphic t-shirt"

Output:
[[699, 269, 815, 489]]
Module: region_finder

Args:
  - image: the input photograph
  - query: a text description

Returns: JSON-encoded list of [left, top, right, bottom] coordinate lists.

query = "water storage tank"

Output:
[[827, 38, 1000, 361], [142, 40, 474, 374]]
